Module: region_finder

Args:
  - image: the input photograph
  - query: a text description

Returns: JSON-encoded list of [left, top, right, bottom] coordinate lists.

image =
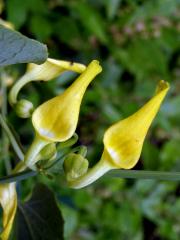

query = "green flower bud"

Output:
[[36, 143, 57, 169], [63, 153, 89, 181], [14, 99, 34, 118], [38, 143, 57, 161]]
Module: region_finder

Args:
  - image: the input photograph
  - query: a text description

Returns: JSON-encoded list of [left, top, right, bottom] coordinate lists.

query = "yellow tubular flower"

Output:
[[69, 80, 169, 189], [24, 60, 102, 167], [0, 183, 17, 240], [9, 58, 86, 106], [103, 80, 169, 169]]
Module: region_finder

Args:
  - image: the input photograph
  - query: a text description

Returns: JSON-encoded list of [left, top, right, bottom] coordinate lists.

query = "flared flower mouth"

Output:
[[103, 80, 169, 169]]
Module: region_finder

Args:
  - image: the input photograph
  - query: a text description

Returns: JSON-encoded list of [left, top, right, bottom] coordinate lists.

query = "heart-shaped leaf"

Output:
[[15, 183, 64, 240]]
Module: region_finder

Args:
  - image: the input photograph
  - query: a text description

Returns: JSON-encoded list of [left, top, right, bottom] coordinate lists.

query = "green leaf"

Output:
[[160, 139, 180, 171], [30, 15, 53, 41], [15, 183, 64, 240], [55, 17, 81, 49], [105, 0, 122, 20], [113, 38, 168, 80], [0, 24, 48, 66], [6, 0, 47, 29], [74, 2, 108, 44], [128, 0, 179, 24]]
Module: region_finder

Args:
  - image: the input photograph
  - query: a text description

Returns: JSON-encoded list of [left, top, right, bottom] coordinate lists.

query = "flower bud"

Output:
[[14, 99, 34, 118], [63, 153, 89, 181], [38, 143, 57, 161]]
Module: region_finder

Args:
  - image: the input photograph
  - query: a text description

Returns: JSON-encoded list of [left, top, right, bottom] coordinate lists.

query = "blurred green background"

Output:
[[0, 0, 180, 239]]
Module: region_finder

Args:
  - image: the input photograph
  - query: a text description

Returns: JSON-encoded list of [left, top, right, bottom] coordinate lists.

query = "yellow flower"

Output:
[[32, 60, 102, 142], [103, 80, 169, 169], [0, 183, 17, 240], [24, 60, 102, 167], [26, 58, 86, 80], [9, 58, 86, 106], [69, 80, 169, 189]]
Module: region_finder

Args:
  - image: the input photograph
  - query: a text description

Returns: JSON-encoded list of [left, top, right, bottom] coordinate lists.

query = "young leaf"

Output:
[[15, 183, 64, 240], [0, 25, 48, 66]]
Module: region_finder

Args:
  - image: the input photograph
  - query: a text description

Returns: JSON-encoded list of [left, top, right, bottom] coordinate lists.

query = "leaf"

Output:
[[0, 0, 4, 14], [30, 15, 53, 41], [128, 0, 179, 24], [160, 139, 180, 171], [74, 2, 108, 44], [104, 0, 122, 20], [114, 38, 168, 80], [0, 24, 48, 66], [6, 0, 47, 29], [15, 183, 64, 240]]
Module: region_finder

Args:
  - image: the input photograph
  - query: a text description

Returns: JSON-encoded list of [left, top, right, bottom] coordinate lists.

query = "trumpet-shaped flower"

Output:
[[24, 60, 102, 167], [69, 80, 169, 189], [103, 80, 169, 169], [9, 58, 86, 106], [0, 183, 17, 240]]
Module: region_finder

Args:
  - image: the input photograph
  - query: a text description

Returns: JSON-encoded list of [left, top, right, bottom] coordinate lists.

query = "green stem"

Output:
[[68, 154, 180, 189], [0, 169, 37, 184], [1, 70, 12, 173], [8, 72, 33, 105], [0, 114, 24, 161], [12, 161, 27, 173], [24, 135, 50, 168], [57, 133, 78, 149], [68, 158, 112, 189], [109, 169, 180, 181]]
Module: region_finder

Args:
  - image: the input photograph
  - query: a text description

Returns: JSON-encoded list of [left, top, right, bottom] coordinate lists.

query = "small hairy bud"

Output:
[[63, 153, 89, 181], [14, 99, 34, 118]]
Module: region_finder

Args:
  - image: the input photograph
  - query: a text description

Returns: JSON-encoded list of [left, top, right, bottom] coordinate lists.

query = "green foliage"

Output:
[[0, 0, 179, 239]]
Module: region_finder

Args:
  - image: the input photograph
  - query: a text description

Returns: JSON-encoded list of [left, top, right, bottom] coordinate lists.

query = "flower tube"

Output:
[[69, 80, 170, 188], [24, 60, 102, 167]]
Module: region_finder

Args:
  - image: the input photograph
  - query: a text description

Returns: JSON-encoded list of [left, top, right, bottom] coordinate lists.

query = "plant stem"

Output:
[[8, 72, 33, 105], [109, 169, 180, 181], [0, 114, 24, 161], [69, 158, 112, 189], [0, 70, 12, 173], [24, 134, 49, 168], [0, 169, 37, 184]]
